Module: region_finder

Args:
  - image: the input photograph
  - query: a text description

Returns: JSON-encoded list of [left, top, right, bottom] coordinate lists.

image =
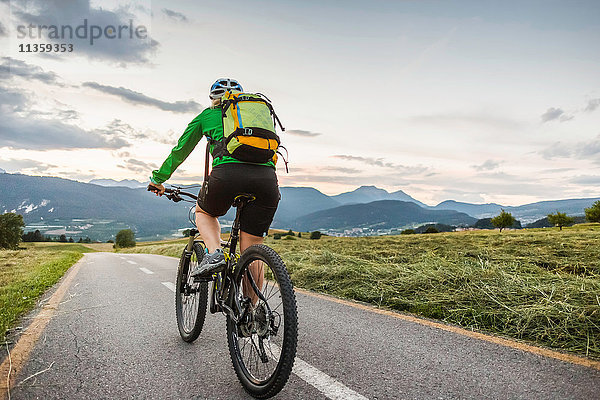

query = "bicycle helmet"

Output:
[[209, 78, 243, 99]]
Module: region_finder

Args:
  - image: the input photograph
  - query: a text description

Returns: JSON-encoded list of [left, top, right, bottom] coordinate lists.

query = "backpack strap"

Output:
[[204, 141, 210, 182], [277, 145, 289, 173]]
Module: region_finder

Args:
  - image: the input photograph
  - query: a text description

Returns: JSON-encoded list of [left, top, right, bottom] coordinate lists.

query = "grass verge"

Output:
[[125, 225, 600, 359], [0, 243, 93, 341]]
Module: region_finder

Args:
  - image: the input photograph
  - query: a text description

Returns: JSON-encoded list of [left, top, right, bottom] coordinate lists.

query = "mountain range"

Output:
[[1, 172, 598, 240]]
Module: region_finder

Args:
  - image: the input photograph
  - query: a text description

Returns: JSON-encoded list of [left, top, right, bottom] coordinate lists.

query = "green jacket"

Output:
[[150, 107, 275, 185]]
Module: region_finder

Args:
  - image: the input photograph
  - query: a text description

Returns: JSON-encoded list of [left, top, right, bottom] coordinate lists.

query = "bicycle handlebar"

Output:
[[147, 185, 198, 202]]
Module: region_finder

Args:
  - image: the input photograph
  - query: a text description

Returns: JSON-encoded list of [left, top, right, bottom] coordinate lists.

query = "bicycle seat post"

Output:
[[229, 194, 256, 256]]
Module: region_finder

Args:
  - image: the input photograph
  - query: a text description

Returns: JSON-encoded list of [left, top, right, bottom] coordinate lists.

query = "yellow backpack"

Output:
[[218, 91, 285, 166]]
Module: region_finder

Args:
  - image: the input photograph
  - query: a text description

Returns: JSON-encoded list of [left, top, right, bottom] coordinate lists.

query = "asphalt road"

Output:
[[7, 252, 600, 399]]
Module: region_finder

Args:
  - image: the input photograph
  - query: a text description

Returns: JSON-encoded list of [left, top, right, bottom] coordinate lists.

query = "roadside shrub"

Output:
[[310, 231, 322, 240], [115, 229, 136, 248], [0, 213, 24, 250]]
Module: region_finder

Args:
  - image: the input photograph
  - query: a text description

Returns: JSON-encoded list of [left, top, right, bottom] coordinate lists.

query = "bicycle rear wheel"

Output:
[[226, 244, 298, 399], [176, 242, 208, 342]]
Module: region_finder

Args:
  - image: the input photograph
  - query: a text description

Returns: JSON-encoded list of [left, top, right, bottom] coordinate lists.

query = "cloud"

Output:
[[332, 155, 428, 174], [117, 158, 158, 174], [569, 175, 600, 185], [162, 8, 188, 22], [11, 0, 158, 64], [0, 84, 129, 150], [472, 159, 503, 171], [585, 98, 600, 112], [0, 158, 57, 173], [0, 57, 64, 86], [83, 82, 201, 113], [0, 87, 29, 111], [321, 166, 361, 174], [540, 107, 573, 123], [286, 129, 321, 137], [540, 134, 600, 161]]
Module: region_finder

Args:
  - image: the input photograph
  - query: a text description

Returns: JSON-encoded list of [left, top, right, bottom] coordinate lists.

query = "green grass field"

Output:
[[0, 243, 93, 341], [125, 224, 600, 359]]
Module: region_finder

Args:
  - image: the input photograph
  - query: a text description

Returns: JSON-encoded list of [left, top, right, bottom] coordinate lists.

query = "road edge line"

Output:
[[0, 254, 86, 397], [294, 287, 600, 372]]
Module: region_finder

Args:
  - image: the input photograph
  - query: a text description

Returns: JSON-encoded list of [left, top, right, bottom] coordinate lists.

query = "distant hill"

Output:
[[508, 199, 599, 223], [274, 187, 341, 226], [331, 185, 428, 208], [292, 200, 477, 232], [435, 198, 599, 223], [2, 172, 598, 239], [0, 173, 192, 241], [434, 200, 503, 218]]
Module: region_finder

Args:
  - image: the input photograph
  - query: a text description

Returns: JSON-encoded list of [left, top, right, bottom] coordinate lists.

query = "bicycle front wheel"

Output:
[[176, 242, 208, 342], [226, 244, 298, 399]]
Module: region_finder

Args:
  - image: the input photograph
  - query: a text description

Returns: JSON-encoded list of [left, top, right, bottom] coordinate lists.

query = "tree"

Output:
[[0, 213, 25, 250], [68, 237, 74, 243], [287, 229, 294, 236], [401, 229, 415, 235], [585, 200, 600, 223], [424, 226, 439, 234], [491, 209, 516, 232], [547, 211, 574, 230], [59, 234, 68, 243], [309, 231, 322, 240], [115, 229, 136, 248], [273, 233, 282, 240], [297, 232, 302, 238]]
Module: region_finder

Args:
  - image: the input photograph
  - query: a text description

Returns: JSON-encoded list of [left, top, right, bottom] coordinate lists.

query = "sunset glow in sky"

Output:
[[1, 0, 599, 205]]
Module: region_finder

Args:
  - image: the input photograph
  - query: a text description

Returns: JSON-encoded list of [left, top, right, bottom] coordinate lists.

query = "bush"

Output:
[[297, 232, 302, 238], [115, 229, 136, 248], [273, 233, 282, 240], [547, 211, 574, 230], [585, 200, 600, 223], [401, 229, 415, 235], [310, 231, 322, 240], [286, 229, 294, 236], [424, 226, 439, 234], [491, 210, 517, 232], [106, 240, 114, 243], [0, 213, 24, 249], [283, 235, 296, 240]]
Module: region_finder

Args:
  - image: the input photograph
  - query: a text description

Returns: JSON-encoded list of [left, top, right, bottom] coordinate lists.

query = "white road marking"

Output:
[[162, 282, 176, 292], [139, 267, 154, 274], [270, 344, 368, 400], [127, 260, 137, 265]]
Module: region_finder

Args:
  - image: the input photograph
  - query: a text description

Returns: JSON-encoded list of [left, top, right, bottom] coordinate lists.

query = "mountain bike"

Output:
[[148, 185, 298, 399]]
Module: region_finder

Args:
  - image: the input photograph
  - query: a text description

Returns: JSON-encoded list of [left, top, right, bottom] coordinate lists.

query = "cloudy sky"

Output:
[[1, 0, 599, 206]]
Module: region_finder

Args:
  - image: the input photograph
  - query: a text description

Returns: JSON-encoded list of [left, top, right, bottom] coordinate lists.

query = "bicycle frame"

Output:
[[182, 194, 264, 324]]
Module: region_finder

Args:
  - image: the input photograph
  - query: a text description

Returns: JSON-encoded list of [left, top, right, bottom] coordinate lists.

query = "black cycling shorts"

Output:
[[196, 163, 280, 237]]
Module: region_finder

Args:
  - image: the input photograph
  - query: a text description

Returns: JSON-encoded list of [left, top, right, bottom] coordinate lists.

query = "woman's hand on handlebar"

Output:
[[148, 182, 165, 196]]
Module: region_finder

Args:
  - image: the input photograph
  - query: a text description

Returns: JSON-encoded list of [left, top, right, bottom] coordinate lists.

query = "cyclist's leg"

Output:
[[195, 205, 221, 252], [240, 231, 265, 305]]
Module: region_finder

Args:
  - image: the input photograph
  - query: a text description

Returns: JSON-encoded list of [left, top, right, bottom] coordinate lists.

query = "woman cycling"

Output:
[[148, 78, 280, 278]]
